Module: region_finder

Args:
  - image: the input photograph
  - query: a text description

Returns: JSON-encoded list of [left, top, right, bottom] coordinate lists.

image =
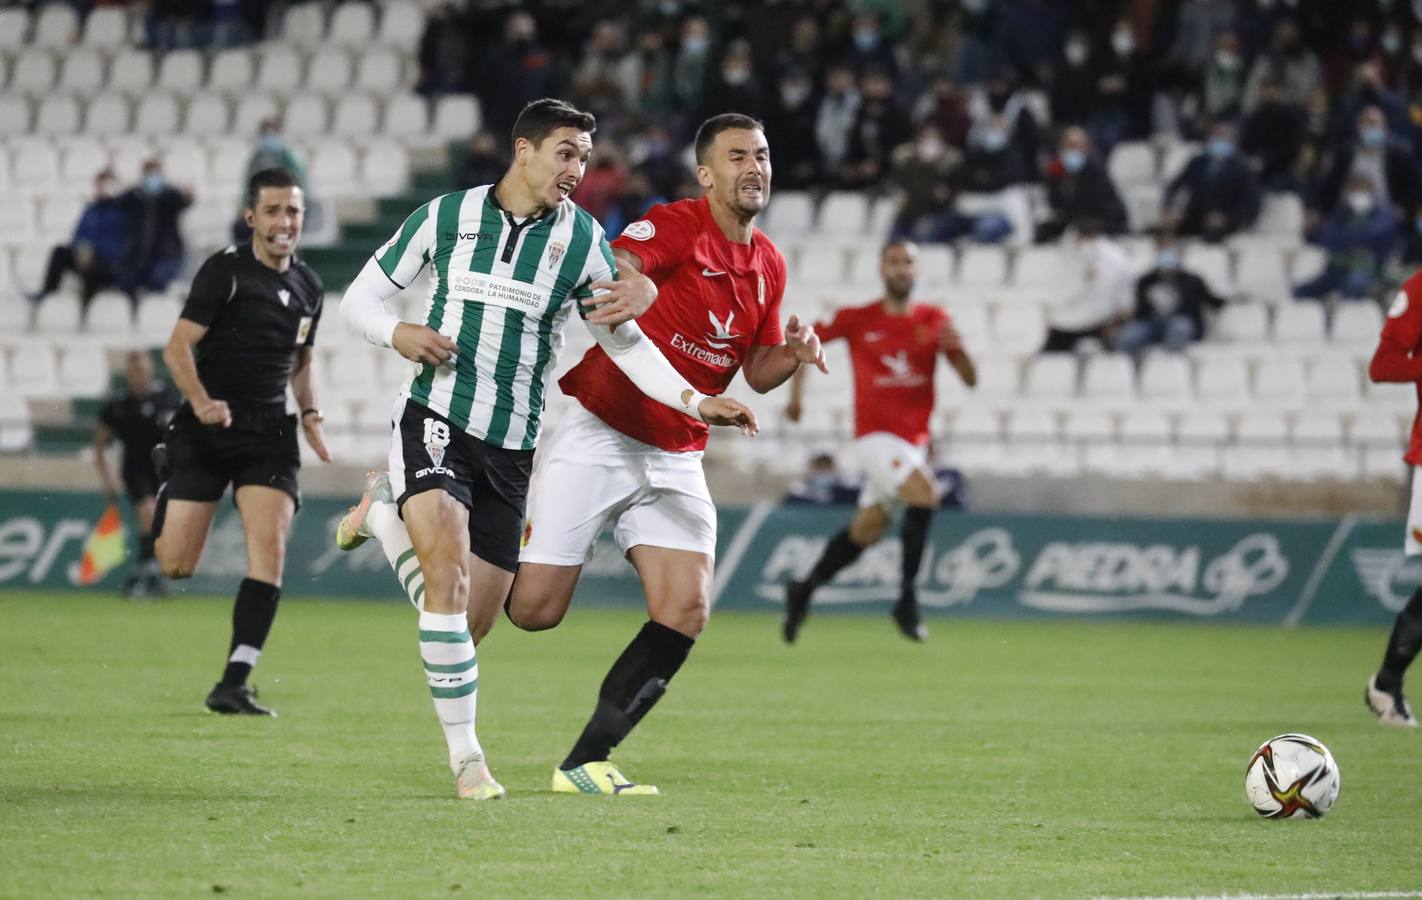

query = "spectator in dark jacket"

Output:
[[1036, 126, 1128, 242], [840, 68, 913, 190], [1312, 105, 1422, 220], [1116, 237, 1226, 354], [459, 131, 505, 188], [700, 41, 766, 122], [27, 169, 134, 324], [1239, 78, 1308, 192], [1163, 121, 1262, 242], [119, 159, 193, 299], [763, 68, 821, 191], [1295, 174, 1399, 300]]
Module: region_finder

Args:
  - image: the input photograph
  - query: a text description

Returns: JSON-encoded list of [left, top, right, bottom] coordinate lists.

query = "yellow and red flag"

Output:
[[75, 504, 128, 586]]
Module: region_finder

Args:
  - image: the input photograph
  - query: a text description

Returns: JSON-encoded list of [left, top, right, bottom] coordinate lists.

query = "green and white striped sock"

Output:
[[418, 609, 481, 772], [368, 501, 425, 610]]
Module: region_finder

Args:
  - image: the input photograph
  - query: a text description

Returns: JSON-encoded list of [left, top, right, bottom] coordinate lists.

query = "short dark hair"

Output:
[[511, 98, 597, 148], [246, 167, 300, 209], [694, 113, 764, 164]]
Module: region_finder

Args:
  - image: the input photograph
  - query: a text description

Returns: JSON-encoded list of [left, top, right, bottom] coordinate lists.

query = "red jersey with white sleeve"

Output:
[[558, 197, 787, 452], [816, 300, 950, 447], [1371, 270, 1422, 465]]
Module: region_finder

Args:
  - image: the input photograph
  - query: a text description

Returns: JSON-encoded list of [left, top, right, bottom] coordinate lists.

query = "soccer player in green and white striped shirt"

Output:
[[335, 99, 756, 800]]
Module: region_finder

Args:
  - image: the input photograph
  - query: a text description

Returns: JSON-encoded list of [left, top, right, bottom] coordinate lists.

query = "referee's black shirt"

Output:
[[179, 244, 324, 408], [99, 381, 181, 469]]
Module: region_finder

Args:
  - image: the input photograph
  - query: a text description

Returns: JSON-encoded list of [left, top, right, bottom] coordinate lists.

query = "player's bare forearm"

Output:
[[743, 344, 804, 393], [163, 320, 214, 408], [92, 425, 119, 498], [949, 349, 978, 387], [290, 346, 317, 409], [612, 247, 644, 275]]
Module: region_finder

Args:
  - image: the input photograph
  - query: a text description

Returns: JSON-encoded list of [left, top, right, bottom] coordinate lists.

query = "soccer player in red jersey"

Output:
[[1364, 277, 1422, 727], [782, 241, 977, 644], [506, 113, 827, 794]]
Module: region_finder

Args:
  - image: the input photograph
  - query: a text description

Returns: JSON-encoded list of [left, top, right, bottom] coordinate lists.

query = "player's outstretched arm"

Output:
[[342, 258, 456, 365], [581, 248, 658, 326], [938, 321, 978, 387], [743, 315, 828, 393]]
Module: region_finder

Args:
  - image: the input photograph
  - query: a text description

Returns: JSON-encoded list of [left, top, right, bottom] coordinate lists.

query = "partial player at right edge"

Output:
[[782, 240, 977, 644]]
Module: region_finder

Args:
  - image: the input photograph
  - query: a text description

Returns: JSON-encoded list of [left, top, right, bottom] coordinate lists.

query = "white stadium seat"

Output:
[[161, 140, 208, 192], [35, 94, 82, 137], [1023, 353, 1077, 399], [136, 297, 179, 343], [208, 139, 252, 195], [1272, 302, 1326, 345], [36, 194, 83, 241], [763, 191, 813, 237], [332, 93, 380, 138], [1182, 243, 1233, 296], [1080, 353, 1134, 403], [1225, 413, 1290, 481], [208, 47, 255, 94], [1254, 192, 1304, 240], [82, 7, 130, 49], [108, 49, 155, 96], [1160, 141, 1199, 182], [433, 94, 481, 139], [0, 8, 29, 51], [1235, 246, 1290, 301], [0, 195, 35, 245], [156, 49, 205, 96], [257, 45, 304, 95], [32, 3, 79, 48], [1013, 245, 1085, 287], [1138, 353, 1192, 405], [382, 92, 428, 137], [1108, 141, 1155, 186], [379, 1, 427, 50], [1003, 409, 1071, 477], [282, 93, 330, 138], [84, 293, 135, 334], [184, 93, 232, 137], [1194, 357, 1249, 411], [306, 48, 353, 95], [356, 45, 404, 94], [33, 295, 81, 336], [1253, 358, 1307, 410], [1173, 410, 1227, 479], [329, 3, 377, 48], [818, 192, 868, 237], [0, 94, 33, 138], [11, 49, 57, 97], [10, 140, 58, 195], [1305, 355, 1361, 409], [990, 302, 1046, 355], [794, 245, 846, 286], [956, 245, 1007, 287], [0, 394, 34, 451], [1331, 302, 1383, 346], [360, 140, 410, 196], [133, 93, 182, 136], [108, 138, 154, 183], [56, 345, 111, 396], [1213, 304, 1268, 343], [84, 93, 131, 137], [1119, 412, 1174, 478], [1065, 409, 1117, 475], [233, 93, 281, 137], [1293, 415, 1353, 480], [310, 140, 359, 196], [59, 49, 107, 94], [282, 2, 328, 48]]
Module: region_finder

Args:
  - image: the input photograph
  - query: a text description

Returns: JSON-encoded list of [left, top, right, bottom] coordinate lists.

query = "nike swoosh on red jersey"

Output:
[[701, 267, 727, 277]]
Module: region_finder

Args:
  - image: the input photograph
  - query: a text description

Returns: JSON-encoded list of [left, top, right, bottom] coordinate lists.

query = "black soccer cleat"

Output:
[[205, 683, 277, 717], [891, 592, 929, 642], [783, 580, 812, 644]]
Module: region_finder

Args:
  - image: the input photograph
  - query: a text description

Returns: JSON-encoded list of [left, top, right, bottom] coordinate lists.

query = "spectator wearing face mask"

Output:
[[914, 74, 972, 150], [1049, 29, 1099, 128], [1243, 19, 1322, 111], [815, 65, 862, 184], [842, 11, 899, 82], [1090, 18, 1152, 153], [1198, 32, 1248, 127], [1312, 105, 1422, 224], [1162, 121, 1262, 242], [1116, 238, 1225, 355], [244, 119, 307, 192], [119, 159, 193, 300], [888, 125, 988, 244], [27, 168, 135, 324], [701, 41, 764, 121], [840, 68, 913, 190], [1295, 174, 1399, 301], [1036, 126, 1127, 243], [764, 68, 821, 190], [1239, 78, 1308, 192], [673, 16, 714, 118]]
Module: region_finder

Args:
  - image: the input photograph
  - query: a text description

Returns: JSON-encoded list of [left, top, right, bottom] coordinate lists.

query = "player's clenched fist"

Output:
[[194, 397, 231, 428], [785, 314, 829, 373], [393, 322, 458, 366], [698, 396, 760, 436]]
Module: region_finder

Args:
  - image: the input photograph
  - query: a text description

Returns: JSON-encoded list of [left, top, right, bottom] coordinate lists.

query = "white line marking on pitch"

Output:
[[1094, 892, 1422, 900]]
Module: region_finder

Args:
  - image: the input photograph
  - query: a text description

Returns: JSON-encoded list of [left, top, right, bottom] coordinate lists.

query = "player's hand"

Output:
[[938, 321, 965, 355], [583, 272, 657, 326], [785, 397, 802, 423], [697, 396, 759, 435], [302, 411, 332, 463], [194, 397, 231, 428], [785, 315, 828, 374], [393, 323, 457, 366]]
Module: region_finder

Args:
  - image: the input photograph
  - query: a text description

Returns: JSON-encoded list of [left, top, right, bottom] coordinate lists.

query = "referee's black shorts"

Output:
[[389, 398, 532, 572], [120, 453, 160, 502], [164, 403, 301, 508]]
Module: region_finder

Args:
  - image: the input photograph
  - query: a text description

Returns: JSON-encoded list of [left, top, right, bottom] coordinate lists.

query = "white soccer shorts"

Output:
[[852, 431, 932, 510], [1406, 466, 1422, 557], [518, 401, 717, 565]]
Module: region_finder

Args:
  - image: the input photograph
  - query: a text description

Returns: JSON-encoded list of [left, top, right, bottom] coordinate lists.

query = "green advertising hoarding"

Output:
[[0, 489, 1410, 626]]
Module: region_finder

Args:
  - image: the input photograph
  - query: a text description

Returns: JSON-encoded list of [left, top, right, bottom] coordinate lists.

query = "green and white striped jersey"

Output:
[[374, 185, 615, 450]]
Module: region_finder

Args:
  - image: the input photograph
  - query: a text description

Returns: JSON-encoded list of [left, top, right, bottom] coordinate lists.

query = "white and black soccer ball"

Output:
[[1244, 733, 1340, 819]]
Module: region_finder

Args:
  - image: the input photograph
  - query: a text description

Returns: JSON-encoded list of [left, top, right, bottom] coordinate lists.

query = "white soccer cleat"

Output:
[[335, 470, 392, 551], [1365, 675, 1419, 727], [454, 751, 506, 800]]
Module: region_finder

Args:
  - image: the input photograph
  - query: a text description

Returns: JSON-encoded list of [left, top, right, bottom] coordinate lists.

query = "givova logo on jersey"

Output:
[[416, 418, 455, 478]]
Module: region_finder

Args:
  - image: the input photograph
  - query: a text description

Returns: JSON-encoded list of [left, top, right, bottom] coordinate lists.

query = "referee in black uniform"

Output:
[[93, 350, 181, 597], [152, 167, 329, 716]]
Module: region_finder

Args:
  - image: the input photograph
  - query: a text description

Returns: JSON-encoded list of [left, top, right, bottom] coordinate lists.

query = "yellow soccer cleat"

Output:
[[335, 471, 392, 551], [454, 751, 506, 800], [552, 761, 659, 796]]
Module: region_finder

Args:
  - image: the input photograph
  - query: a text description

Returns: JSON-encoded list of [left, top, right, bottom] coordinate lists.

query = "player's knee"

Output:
[[160, 558, 193, 579], [658, 597, 709, 637], [507, 598, 567, 632]]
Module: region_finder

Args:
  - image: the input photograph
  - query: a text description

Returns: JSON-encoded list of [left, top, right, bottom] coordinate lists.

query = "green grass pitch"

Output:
[[2, 591, 1421, 898]]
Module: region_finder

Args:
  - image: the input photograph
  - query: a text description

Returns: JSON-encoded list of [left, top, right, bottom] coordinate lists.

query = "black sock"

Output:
[[562, 621, 695, 770], [1377, 586, 1422, 692], [219, 578, 281, 688], [139, 533, 155, 561], [899, 507, 933, 604], [802, 529, 866, 590]]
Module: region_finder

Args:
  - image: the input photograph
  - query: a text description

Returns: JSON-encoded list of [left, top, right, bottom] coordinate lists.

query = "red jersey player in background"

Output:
[[506, 114, 828, 794], [782, 241, 977, 644], [1364, 275, 1422, 727]]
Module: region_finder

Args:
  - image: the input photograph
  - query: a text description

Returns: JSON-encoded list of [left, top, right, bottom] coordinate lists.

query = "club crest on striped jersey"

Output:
[[547, 240, 567, 267]]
